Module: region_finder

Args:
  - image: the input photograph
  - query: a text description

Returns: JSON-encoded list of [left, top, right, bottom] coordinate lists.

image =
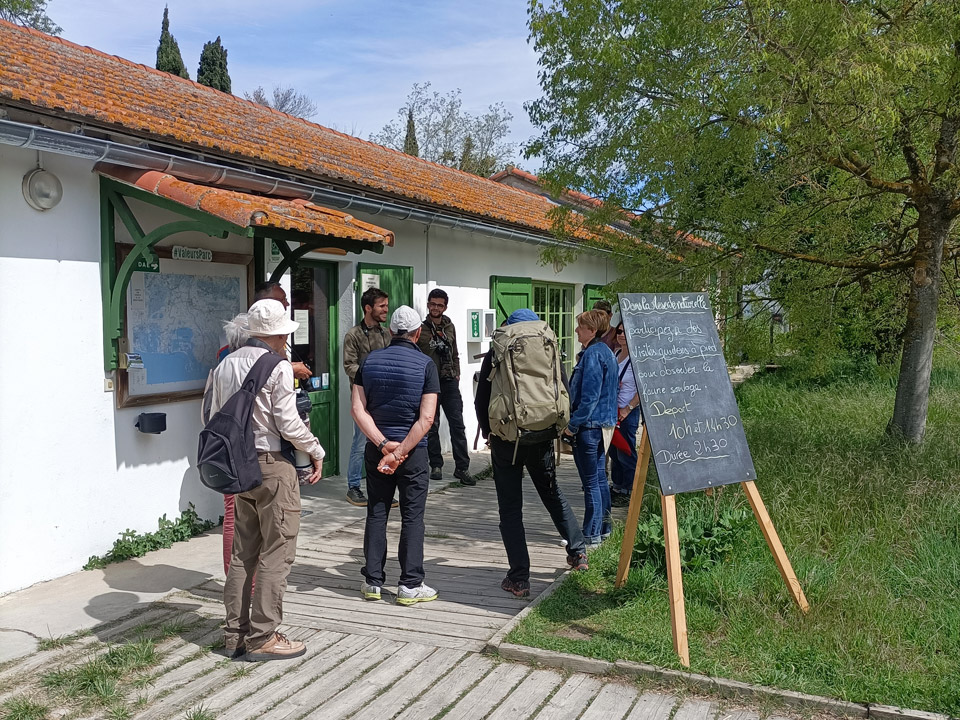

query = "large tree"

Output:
[[0, 0, 60, 34], [372, 83, 515, 177], [244, 85, 317, 119], [155, 6, 189, 79], [197, 36, 230, 93], [527, 0, 960, 443]]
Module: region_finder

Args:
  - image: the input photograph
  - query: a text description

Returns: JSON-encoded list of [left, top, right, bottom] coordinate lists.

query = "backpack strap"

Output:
[[240, 350, 287, 397]]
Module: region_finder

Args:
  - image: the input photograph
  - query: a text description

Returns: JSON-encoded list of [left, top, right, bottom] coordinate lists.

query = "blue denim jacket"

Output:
[[568, 339, 619, 433]]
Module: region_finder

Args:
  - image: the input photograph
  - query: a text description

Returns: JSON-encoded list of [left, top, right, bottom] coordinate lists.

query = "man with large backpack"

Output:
[[206, 299, 324, 661], [475, 309, 589, 598]]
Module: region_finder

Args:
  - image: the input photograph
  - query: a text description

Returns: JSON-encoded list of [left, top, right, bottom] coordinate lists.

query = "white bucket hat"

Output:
[[247, 299, 299, 337]]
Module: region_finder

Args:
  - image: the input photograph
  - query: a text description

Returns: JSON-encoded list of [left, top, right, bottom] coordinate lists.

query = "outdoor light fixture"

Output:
[[22, 154, 63, 211]]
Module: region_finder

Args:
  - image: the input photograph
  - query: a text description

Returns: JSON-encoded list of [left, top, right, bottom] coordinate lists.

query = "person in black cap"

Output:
[[475, 308, 589, 598]]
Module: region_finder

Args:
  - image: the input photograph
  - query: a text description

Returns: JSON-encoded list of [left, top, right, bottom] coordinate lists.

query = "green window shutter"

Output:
[[583, 283, 607, 311], [356, 263, 413, 322], [490, 275, 533, 325]]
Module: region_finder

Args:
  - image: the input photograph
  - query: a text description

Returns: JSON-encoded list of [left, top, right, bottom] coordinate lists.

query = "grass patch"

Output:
[[0, 696, 49, 720], [183, 704, 215, 720], [41, 638, 157, 706], [509, 360, 960, 715]]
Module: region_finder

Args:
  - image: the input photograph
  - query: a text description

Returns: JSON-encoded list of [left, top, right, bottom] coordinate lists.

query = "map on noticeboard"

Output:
[[618, 292, 756, 495], [125, 258, 246, 397]]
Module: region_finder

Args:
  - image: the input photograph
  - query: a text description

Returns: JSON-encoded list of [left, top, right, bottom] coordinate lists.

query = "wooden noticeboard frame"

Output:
[[614, 292, 808, 666]]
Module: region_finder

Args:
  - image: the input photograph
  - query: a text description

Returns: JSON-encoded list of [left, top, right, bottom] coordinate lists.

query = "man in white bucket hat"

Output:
[[208, 298, 325, 661]]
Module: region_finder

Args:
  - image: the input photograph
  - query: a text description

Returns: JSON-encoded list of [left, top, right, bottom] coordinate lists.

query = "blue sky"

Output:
[[50, 0, 543, 168]]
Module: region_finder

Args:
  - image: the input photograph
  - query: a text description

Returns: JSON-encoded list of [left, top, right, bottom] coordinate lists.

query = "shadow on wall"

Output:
[[112, 402, 223, 523]]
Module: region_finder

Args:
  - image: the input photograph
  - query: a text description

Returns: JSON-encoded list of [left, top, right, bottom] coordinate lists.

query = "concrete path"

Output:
[[0, 451, 809, 720]]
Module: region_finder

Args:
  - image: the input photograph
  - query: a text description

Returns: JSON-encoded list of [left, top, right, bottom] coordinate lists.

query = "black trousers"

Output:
[[427, 376, 471, 472], [490, 436, 587, 583], [362, 444, 429, 588]]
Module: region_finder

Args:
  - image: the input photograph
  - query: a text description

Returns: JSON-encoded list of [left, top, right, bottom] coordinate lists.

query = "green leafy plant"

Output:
[[631, 502, 751, 575], [84, 504, 214, 570]]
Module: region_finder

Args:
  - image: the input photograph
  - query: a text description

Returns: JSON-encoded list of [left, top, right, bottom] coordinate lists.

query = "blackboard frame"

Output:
[[618, 292, 756, 495]]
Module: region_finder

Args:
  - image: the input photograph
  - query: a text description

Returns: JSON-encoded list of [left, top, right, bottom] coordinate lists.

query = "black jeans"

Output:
[[362, 445, 429, 588], [490, 436, 587, 583], [427, 376, 471, 473]]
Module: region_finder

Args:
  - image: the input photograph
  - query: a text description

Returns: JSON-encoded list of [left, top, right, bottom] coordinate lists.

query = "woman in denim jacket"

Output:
[[563, 309, 619, 546]]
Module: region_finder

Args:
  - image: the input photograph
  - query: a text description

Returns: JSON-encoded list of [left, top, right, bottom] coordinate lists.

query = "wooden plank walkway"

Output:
[[0, 456, 814, 720]]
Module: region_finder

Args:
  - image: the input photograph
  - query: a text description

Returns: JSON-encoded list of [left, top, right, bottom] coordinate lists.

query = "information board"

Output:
[[618, 292, 755, 495]]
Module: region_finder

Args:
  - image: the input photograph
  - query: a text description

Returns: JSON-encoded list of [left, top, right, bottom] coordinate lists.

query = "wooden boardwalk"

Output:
[[0, 457, 808, 720]]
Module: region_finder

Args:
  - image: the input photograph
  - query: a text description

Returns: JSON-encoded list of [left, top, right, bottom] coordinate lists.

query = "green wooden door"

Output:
[[356, 262, 413, 321], [490, 275, 533, 325], [290, 261, 339, 476], [583, 283, 607, 312]]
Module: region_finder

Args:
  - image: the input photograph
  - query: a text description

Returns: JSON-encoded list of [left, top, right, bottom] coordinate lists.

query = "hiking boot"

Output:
[[501, 577, 530, 597], [244, 632, 306, 662], [566, 552, 589, 572], [611, 491, 630, 508], [396, 583, 438, 606], [346, 487, 367, 506], [430, 467, 443, 481], [361, 581, 381, 601], [454, 469, 476, 486], [391, 497, 400, 508], [223, 633, 245, 659]]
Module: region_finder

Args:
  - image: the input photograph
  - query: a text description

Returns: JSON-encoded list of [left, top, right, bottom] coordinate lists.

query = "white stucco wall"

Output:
[[0, 144, 616, 594]]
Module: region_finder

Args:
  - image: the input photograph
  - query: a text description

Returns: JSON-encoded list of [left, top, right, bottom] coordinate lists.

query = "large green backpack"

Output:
[[487, 320, 570, 448]]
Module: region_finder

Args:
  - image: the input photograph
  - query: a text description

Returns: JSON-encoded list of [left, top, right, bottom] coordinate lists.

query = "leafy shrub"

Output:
[[84, 504, 214, 570]]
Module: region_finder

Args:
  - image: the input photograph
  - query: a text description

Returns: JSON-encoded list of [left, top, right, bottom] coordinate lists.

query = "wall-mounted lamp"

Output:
[[22, 152, 63, 211], [22, 168, 63, 211]]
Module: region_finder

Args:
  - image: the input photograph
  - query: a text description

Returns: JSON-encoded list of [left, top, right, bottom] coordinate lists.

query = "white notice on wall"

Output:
[[361, 273, 380, 291], [293, 310, 309, 344]]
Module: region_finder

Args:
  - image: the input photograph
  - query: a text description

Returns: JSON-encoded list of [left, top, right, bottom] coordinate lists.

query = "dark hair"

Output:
[[428, 288, 449, 305], [254, 281, 283, 301], [592, 299, 613, 315], [361, 287, 388, 312]]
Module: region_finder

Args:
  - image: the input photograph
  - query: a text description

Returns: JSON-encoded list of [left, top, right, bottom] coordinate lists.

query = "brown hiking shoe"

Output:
[[245, 632, 306, 662]]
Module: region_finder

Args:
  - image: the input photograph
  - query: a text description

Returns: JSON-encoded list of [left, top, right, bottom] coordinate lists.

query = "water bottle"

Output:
[[294, 385, 314, 484]]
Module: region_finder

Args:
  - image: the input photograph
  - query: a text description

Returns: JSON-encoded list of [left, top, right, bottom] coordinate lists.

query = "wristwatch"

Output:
[[377, 438, 388, 452]]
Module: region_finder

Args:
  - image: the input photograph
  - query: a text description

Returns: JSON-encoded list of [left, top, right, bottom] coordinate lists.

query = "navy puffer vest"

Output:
[[362, 339, 432, 446]]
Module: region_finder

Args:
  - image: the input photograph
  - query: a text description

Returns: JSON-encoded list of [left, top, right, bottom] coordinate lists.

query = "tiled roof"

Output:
[[0, 20, 600, 243], [99, 164, 394, 247]]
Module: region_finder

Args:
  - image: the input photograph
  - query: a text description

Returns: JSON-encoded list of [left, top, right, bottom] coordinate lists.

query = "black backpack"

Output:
[[197, 350, 287, 495]]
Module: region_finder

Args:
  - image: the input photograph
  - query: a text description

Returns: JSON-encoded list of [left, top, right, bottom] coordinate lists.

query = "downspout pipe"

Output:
[[0, 119, 606, 255]]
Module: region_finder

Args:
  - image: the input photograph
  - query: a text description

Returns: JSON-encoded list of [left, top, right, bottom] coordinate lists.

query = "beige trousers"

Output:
[[223, 451, 301, 651]]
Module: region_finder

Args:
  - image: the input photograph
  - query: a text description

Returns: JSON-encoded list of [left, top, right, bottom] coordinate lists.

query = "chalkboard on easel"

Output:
[[618, 292, 755, 495]]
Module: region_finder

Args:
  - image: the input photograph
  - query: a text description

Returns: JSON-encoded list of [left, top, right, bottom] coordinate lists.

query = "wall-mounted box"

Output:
[[467, 309, 496, 341]]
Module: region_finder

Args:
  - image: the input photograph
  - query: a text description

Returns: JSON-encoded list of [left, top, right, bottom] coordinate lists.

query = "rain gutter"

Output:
[[0, 118, 605, 255]]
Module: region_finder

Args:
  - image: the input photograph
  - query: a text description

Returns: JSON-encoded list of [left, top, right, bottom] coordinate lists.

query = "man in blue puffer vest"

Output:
[[351, 305, 441, 605]]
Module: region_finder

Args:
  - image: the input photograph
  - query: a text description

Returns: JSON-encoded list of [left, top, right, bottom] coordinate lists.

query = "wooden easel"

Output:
[[614, 425, 810, 666]]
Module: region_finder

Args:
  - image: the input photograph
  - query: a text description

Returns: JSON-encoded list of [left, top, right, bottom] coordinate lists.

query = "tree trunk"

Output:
[[888, 200, 952, 443]]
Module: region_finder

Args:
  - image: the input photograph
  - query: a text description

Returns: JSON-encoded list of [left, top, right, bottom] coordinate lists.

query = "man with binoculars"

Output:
[[417, 288, 476, 486]]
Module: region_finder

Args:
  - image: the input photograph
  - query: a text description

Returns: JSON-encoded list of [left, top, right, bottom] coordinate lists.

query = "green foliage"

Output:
[[183, 705, 215, 720], [83, 504, 214, 570], [402, 108, 419, 157], [0, 0, 60, 34], [155, 6, 189, 79], [371, 82, 514, 177], [509, 359, 960, 713], [0, 696, 49, 720], [196, 36, 230, 93], [527, 0, 960, 439], [631, 500, 750, 575]]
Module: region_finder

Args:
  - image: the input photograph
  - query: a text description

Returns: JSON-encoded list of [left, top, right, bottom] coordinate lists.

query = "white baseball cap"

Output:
[[390, 305, 422, 333], [247, 299, 299, 337]]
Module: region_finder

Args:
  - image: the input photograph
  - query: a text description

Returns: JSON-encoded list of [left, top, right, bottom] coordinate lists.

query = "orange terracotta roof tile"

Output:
[[0, 20, 601, 244], [98, 164, 394, 246]]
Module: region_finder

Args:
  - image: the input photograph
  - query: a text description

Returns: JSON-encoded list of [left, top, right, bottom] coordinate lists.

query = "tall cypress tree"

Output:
[[402, 108, 419, 157], [197, 36, 231, 93], [155, 6, 189, 79]]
